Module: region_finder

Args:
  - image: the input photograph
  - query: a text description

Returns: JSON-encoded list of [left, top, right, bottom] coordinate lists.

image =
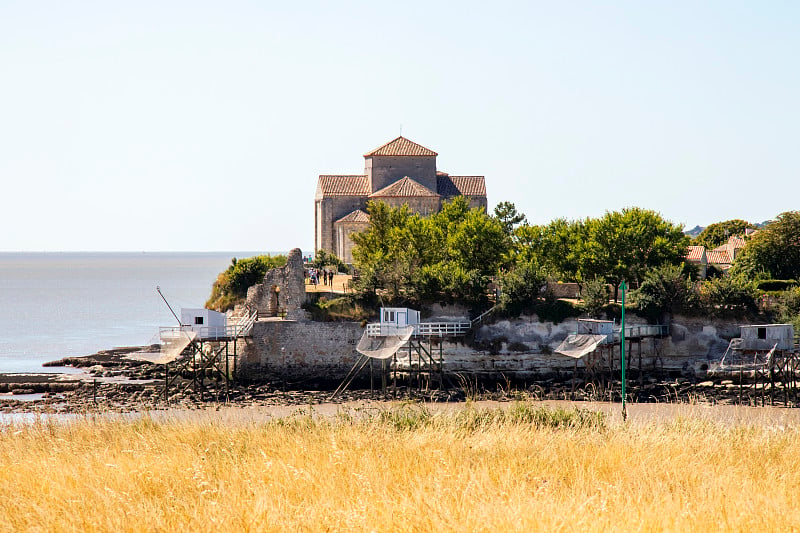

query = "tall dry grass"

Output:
[[0, 403, 798, 532]]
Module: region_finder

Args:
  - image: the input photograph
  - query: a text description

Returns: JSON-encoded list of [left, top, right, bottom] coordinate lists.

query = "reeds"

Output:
[[0, 403, 798, 532]]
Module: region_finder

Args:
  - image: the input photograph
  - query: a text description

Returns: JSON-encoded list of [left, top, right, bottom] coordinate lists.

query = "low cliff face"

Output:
[[236, 314, 745, 382], [461, 315, 741, 376], [474, 315, 738, 358]]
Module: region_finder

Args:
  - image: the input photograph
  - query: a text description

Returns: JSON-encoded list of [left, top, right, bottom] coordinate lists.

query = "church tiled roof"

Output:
[[335, 209, 370, 224], [369, 177, 440, 198], [364, 136, 438, 157], [437, 175, 486, 197], [316, 175, 369, 197]]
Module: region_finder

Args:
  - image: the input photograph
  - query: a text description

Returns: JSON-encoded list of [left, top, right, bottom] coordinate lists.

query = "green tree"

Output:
[[733, 211, 800, 280], [633, 264, 697, 321], [493, 201, 527, 236], [351, 197, 507, 307], [510, 219, 586, 281], [497, 259, 546, 316], [313, 249, 345, 272], [351, 202, 422, 299], [584, 208, 689, 300], [693, 219, 756, 249]]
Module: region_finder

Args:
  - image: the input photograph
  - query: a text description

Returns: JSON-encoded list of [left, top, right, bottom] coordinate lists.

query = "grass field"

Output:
[[1, 402, 798, 532]]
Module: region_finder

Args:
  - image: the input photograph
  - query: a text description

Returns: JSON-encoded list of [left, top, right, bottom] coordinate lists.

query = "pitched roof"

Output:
[[316, 175, 369, 198], [437, 175, 486, 197], [712, 236, 747, 253], [369, 177, 440, 198], [728, 236, 746, 249], [364, 136, 438, 157], [686, 246, 706, 262], [335, 209, 370, 224], [706, 249, 732, 265]]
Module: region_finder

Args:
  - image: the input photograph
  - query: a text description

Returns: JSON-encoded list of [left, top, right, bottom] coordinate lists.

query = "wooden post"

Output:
[[225, 341, 230, 400], [572, 359, 577, 400]]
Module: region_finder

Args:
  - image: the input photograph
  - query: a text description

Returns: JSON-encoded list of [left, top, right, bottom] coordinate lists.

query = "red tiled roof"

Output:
[[316, 175, 369, 197], [370, 177, 440, 198], [364, 136, 438, 157], [335, 209, 370, 224], [437, 175, 486, 197], [686, 246, 706, 262], [728, 236, 746, 249], [706, 250, 731, 265]]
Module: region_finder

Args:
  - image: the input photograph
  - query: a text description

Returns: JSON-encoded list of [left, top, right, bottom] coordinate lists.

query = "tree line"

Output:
[[348, 198, 800, 327]]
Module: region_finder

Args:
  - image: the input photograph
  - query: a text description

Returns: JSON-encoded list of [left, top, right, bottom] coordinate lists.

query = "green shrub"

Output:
[[531, 299, 582, 324], [205, 254, 287, 311], [302, 295, 376, 322], [756, 279, 797, 292], [774, 287, 800, 330], [699, 275, 759, 318]]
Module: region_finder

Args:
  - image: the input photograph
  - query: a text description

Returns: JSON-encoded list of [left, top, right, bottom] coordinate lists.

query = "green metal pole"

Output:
[[620, 280, 627, 421]]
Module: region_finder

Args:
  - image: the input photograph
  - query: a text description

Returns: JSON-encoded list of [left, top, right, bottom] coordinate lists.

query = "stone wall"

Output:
[[317, 195, 367, 252], [375, 195, 440, 216], [334, 220, 369, 263], [366, 155, 437, 192], [237, 319, 363, 384]]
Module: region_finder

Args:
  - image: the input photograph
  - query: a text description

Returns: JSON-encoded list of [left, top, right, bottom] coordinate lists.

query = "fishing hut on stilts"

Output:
[[711, 323, 799, 406], [132, 288, 258, 402], [334, 307, 471, 397], [555, 318, 670, 399]]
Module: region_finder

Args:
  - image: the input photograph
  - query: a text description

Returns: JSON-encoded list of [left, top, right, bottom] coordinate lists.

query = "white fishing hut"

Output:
[[366, 307, 471, 338], [738, 324, 795, 351], [180, 308, 227, 339], [373, 307, 420, 335]]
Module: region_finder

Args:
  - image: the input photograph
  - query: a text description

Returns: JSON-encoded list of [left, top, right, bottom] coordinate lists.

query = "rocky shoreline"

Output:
[[1, 346, 797, 416]]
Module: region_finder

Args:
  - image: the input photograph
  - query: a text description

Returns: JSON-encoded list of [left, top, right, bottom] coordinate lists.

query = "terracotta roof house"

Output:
[[706, 235, 748, 272], [706, 249, 733, 269], [686, 245, 707, 278], [314, 136, 488, 263]]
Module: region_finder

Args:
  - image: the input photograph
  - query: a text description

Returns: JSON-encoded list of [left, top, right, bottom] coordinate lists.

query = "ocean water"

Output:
[[0, 252, 270, 373]]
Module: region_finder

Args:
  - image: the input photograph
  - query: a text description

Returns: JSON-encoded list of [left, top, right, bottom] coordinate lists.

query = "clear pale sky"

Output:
[[2, 1, 798, 252]]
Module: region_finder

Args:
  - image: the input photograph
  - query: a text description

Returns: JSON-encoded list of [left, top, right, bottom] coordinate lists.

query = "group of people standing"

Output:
[[307, 268, 335, 287]]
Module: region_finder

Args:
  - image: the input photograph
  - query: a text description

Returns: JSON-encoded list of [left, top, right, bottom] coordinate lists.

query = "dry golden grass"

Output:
[[0, 403, 799, 532]]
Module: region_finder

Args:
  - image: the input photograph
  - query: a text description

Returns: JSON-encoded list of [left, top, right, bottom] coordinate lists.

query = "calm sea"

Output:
[[0, 252, 273, 373]]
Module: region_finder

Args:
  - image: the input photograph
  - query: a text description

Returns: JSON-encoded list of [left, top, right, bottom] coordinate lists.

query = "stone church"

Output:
[[314, 136, 487, 263]]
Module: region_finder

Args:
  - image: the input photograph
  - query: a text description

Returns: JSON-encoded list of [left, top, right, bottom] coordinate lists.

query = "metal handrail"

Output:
[[613, 324, 670, 338], [366, 321, 471, 338], [231, 308, 258, 338], [159, 309, 259, 341], [471, 306, 496, 327]]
